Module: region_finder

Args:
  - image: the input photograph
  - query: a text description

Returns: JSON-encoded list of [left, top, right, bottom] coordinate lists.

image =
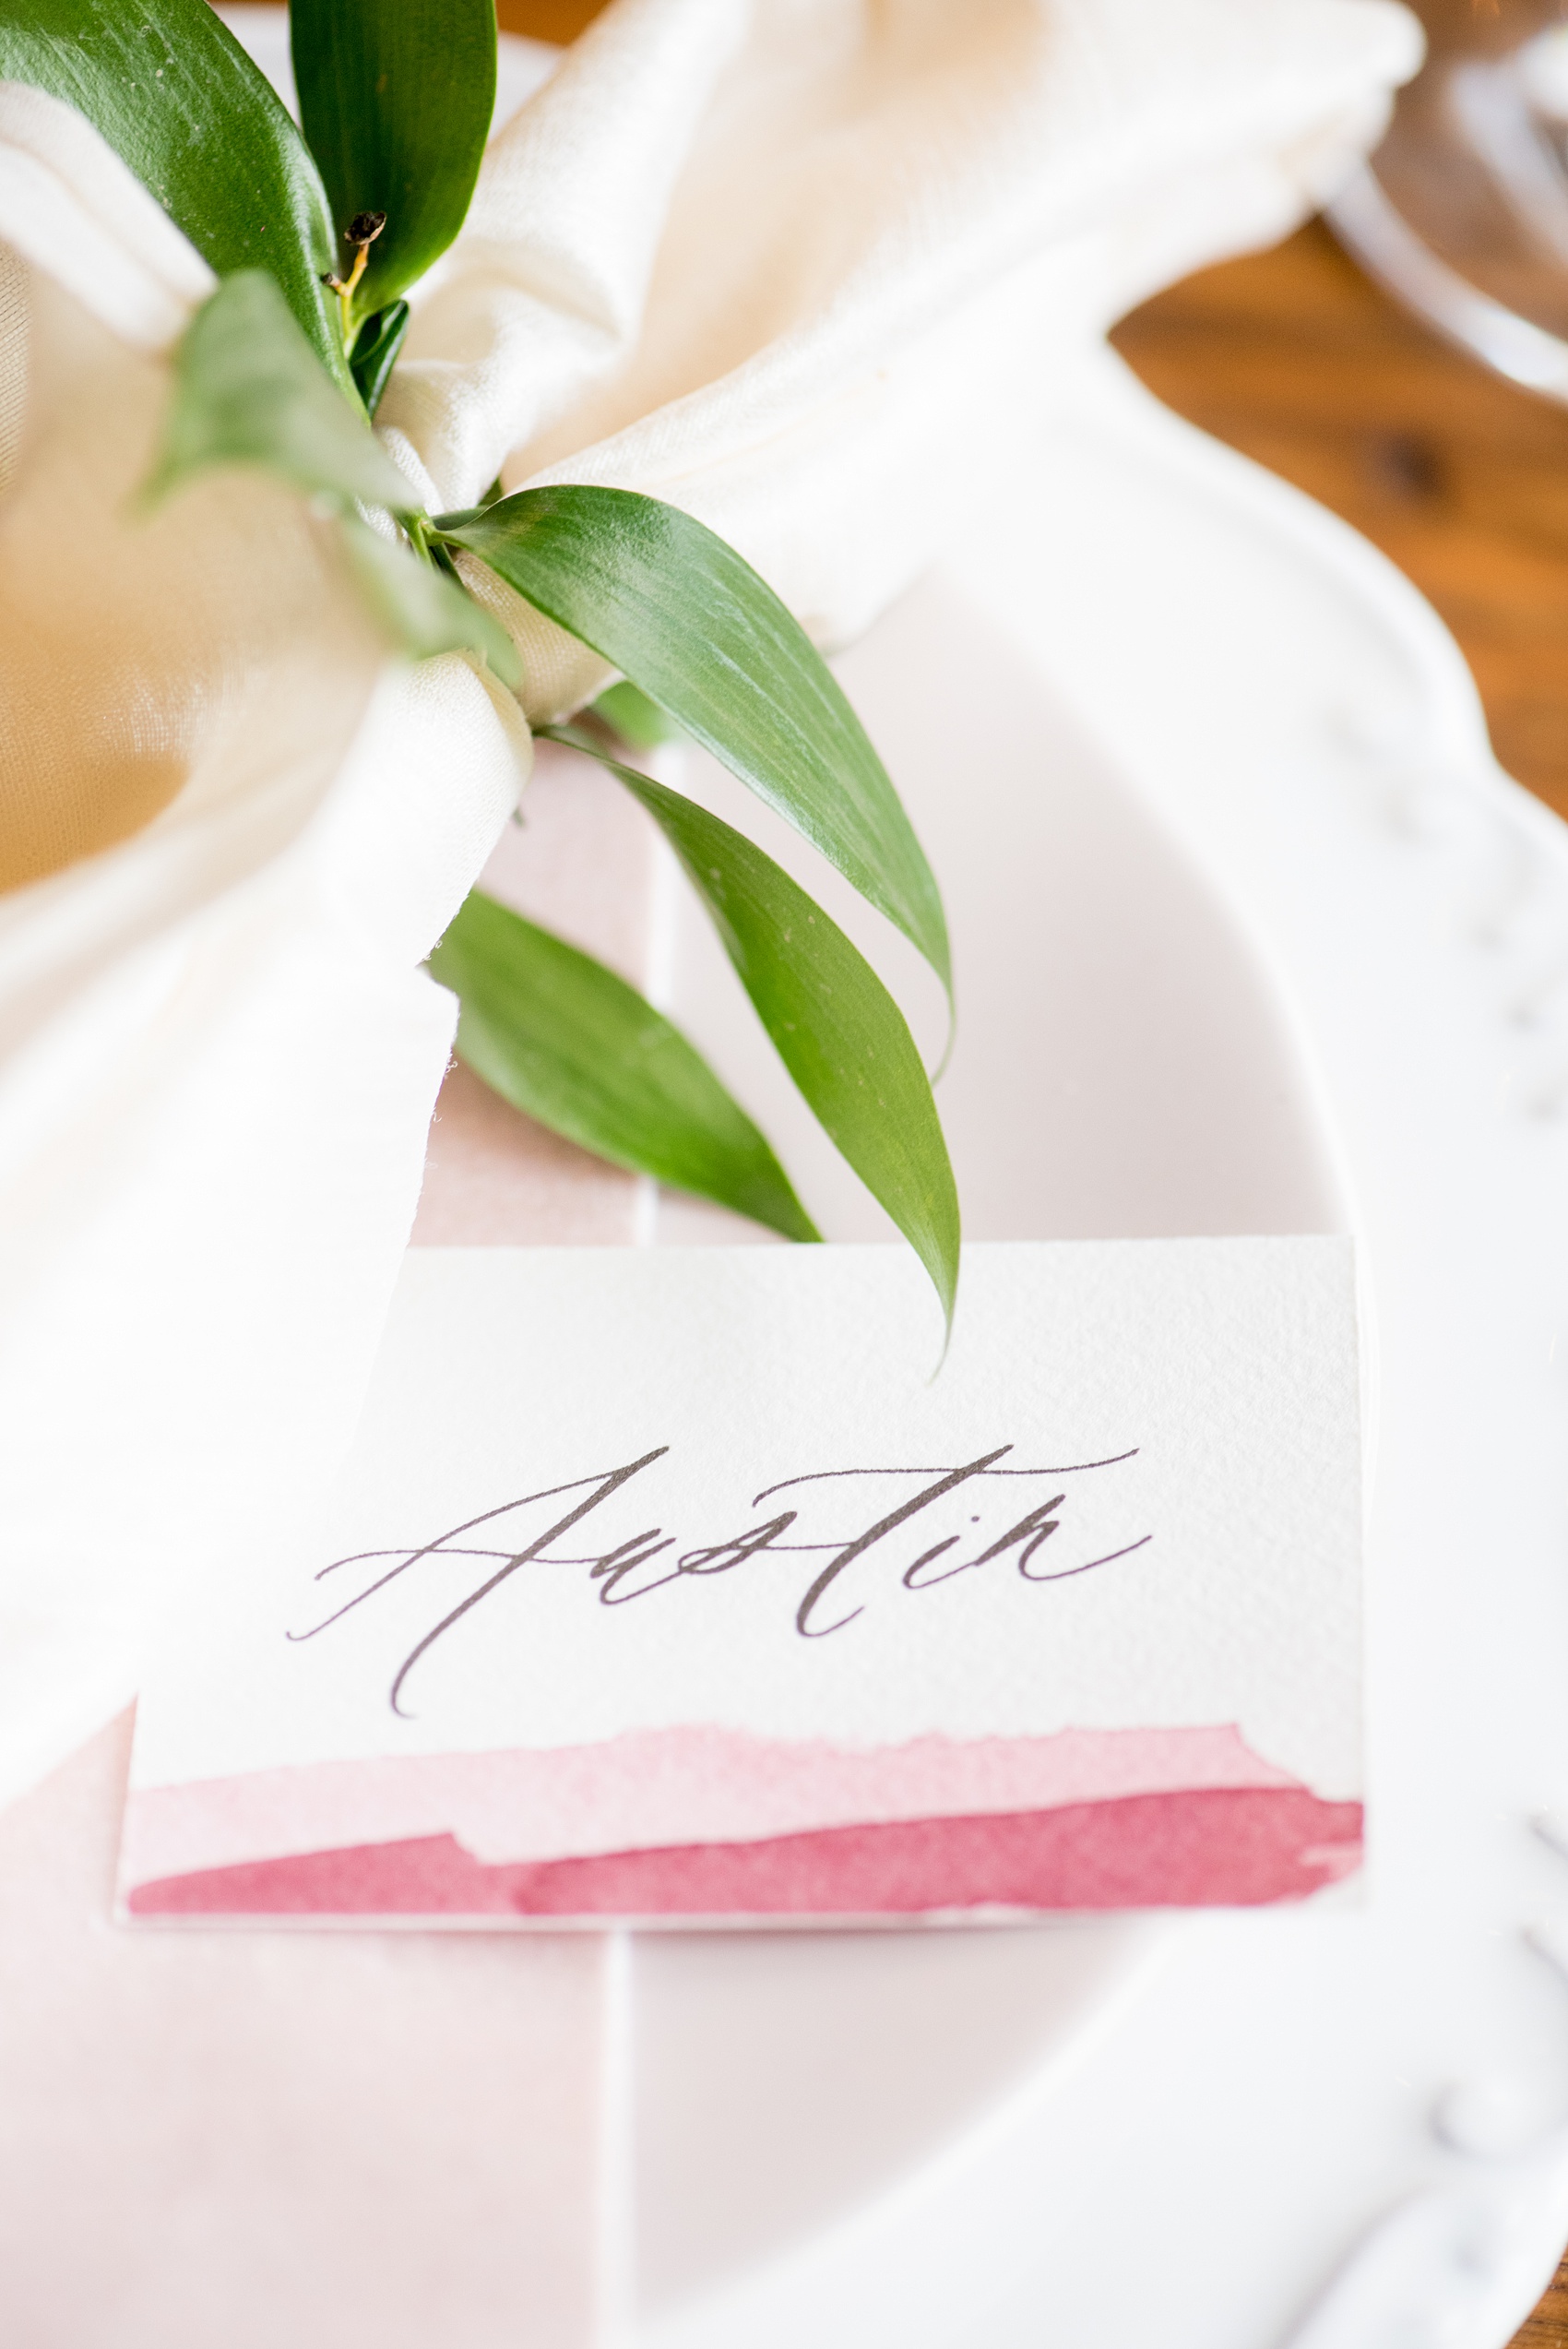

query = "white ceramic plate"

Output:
[[627, 376, 1350, 2330], [166, 26, 1568, 2340], [625, 349, 1568, 2347]]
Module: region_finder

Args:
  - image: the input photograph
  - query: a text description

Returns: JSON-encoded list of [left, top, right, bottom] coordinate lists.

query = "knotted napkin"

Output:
[[0, 0, 1419, 1811]]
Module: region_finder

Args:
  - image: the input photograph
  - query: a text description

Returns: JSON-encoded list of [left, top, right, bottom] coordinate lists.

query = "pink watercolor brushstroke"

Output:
[[127, 1786, 1363, 1920], [124, 1722, 1301, 1889]]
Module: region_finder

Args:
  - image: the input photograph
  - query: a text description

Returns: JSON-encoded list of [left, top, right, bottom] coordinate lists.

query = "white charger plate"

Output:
[[625, 349, 1568, 2346], [627, 369, 1349, 2328]]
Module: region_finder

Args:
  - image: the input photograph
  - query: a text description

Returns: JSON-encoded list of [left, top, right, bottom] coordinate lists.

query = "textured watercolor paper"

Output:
[[120, 1240, 1363, 1926]]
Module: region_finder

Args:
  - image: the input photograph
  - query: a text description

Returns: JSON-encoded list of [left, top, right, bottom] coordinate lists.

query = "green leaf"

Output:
[[0, 0, 350, 391], [591, 679, 681, 753], [290, 0, 495, 324], [350, 300, 410, 417], [546, 727, 960, 1334], [434, 487, 952, 998], [429, 893, 820, 1244], [340, 519, 522, 687], [144, 269, 413, 514]]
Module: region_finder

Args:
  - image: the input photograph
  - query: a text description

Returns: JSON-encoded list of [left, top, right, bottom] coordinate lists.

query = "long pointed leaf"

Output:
[[291, 0, 495, 325], [434, 487, 951, 997], [0, 0, 350, 390], [430, 892, 820, 1244], [592, 680, 680, 753], [143, 271, 413, 513], [545, 728, 959, 1333]]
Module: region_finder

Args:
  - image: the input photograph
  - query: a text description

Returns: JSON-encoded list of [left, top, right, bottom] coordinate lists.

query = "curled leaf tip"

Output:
[[431, 893, 820, 1242], [931, 1007, 957, 1085]]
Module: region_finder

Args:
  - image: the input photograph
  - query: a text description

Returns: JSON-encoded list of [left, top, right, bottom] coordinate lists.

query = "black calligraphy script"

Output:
[[290, 1444, 1151, 1716]]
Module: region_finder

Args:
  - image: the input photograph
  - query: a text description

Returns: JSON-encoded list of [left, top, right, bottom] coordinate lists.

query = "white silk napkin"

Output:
[[0, 0, 1420, 1814], [386, 0, 1422, 716]]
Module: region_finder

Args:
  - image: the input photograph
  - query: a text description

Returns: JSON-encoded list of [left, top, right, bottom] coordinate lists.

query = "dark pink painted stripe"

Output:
[[127, 1786, 1362, 1919]]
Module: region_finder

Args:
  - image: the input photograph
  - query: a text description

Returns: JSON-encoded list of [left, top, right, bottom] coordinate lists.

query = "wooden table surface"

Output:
[[505, 4, 1568, 2330], [1116, 221, 1568, 824]]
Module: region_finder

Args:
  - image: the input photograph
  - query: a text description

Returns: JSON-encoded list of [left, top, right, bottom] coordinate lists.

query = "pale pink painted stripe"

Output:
[[124, 1722, 1301, 1890]]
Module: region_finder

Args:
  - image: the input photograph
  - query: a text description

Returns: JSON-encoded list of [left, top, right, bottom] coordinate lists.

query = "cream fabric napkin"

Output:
[[0, 94, 529, 1806], [0, 0, 1420, 1813]]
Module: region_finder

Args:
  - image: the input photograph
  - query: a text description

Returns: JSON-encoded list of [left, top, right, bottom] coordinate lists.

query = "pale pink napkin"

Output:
[[0, 750, 653, 2349]]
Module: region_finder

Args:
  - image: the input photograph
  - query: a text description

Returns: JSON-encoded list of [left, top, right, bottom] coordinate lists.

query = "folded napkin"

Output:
[[387, 0, 1421, 713], [0, 0, 1420, 1812]]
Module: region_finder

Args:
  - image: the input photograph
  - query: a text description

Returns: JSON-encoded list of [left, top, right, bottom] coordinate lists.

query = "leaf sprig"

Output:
[[0, 0, 961, 1334]]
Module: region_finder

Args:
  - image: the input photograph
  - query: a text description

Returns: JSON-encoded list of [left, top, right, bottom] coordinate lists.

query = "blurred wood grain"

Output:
[[1114, 220, 1568, 823], [495, 0, 604, 38], [1515, 2259, 1568, 2349]]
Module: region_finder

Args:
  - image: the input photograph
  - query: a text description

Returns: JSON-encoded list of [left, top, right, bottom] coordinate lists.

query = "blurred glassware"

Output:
[[1329, 0, 1568, 398]]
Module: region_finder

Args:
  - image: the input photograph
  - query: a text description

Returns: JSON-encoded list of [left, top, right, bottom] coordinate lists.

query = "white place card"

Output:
[[121, 1239, 1362, 1925]]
